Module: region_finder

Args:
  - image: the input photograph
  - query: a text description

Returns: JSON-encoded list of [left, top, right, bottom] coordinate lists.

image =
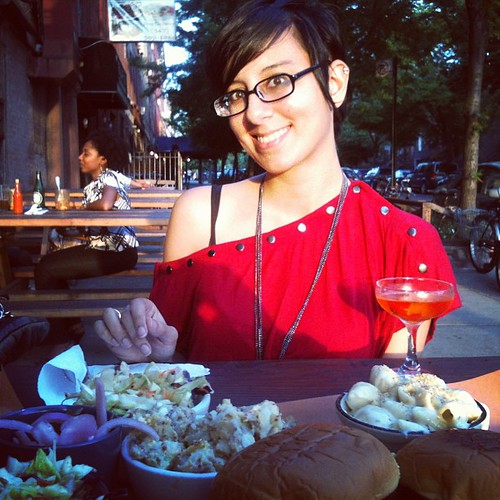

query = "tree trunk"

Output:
[[461, 0, 487, 209]]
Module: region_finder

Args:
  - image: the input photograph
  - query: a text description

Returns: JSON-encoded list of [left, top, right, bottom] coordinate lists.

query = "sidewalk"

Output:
[[422, 243, 500, 358]]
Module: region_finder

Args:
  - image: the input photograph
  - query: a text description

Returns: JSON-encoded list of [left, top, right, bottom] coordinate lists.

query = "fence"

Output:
[[125, 152, 183, 188]]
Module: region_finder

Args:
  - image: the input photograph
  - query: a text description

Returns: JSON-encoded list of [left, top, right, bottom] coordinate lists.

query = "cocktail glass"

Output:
[[375, 277, 455, 375]]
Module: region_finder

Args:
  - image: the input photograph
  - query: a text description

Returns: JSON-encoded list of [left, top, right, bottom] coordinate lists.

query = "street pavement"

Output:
[[422, 243, 500, 358]]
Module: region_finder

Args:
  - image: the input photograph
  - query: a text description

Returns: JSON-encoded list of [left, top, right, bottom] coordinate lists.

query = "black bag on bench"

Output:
[[0, 303, 50, 365]]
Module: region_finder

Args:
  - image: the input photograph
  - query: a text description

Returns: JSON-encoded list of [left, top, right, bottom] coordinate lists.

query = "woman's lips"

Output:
[[255, 126, 289, 147]]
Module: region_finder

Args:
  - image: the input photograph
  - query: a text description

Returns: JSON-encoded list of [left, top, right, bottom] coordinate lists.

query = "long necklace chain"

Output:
[[254, 173, 349, 360]]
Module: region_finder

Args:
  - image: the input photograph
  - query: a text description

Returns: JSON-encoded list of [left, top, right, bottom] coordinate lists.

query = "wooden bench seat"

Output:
[[5, 297, 148, 318], [11, 261, 157, 280], [5, 288, 151, 301]]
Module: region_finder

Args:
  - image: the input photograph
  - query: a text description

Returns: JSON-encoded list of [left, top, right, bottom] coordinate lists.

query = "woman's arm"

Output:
[[163, 186, 212, 261], [84, 185, 118, 211], [130, 179, 152, 189], [382, 321, 431, 358]]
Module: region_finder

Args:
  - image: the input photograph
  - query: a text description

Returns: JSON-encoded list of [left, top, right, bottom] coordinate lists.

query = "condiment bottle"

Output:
[[32, 170, 46, 208], [13, 178, 24, 214]]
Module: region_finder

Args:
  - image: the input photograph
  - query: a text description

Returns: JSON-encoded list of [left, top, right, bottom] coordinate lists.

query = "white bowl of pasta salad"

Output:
[[120, 399, 292, 500], [335, 365, 489, 451]]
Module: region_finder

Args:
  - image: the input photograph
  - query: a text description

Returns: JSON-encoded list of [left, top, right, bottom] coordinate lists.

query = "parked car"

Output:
[[395, 169, 411, 181], [478, 161, 500, 200], [407, 161, 459, 194], [363, 166, 393, 193], [342, 167, 362, 180]]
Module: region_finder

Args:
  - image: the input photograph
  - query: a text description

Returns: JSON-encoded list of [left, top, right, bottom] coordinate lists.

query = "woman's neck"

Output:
[[262, 163, 345, 221]]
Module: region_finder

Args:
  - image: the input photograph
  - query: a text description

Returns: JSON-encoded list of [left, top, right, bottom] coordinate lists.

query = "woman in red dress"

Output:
[[95, 0, 460, 363]]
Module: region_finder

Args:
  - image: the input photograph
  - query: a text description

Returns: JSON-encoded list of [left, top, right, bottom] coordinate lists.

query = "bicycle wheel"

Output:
[[469, 216, 496, 273], [436, 214, 458, 241]]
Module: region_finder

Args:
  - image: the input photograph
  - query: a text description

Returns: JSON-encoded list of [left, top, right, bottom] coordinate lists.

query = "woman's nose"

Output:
[[244, 93, 273, 122]]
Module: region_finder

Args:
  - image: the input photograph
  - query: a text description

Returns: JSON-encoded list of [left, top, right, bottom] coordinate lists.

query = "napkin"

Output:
[[37, 345, 87, 404], [24, 204, 49, 215], [37, 344, 211, 405]]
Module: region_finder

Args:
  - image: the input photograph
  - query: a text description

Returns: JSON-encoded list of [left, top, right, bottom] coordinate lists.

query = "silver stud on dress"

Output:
[[380, 206, 389, 215], [353, 185, 361, 194], [267, 235, 276, 243], [418, 263, 428, 273], [297, 223, 307, 232], [407, 227, 417, 237], [326, 206, 335, 215]]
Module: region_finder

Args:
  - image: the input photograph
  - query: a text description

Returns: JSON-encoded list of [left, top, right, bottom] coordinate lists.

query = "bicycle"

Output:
[[468, 202, 500, 290], [382, 178, 412, 200], [431, 191, 460, 242]]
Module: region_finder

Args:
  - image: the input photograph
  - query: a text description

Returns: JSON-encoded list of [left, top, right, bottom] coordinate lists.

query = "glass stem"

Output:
[[401, 322, 421, 374]]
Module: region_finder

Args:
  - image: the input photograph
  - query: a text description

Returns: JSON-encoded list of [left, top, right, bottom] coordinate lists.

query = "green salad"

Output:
[[0, 448, 94, 499]]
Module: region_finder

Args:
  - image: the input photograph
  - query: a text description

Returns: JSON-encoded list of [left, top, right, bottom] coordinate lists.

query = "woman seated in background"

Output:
[[95, 0, 461, 363], [35, 129, 138, 343]]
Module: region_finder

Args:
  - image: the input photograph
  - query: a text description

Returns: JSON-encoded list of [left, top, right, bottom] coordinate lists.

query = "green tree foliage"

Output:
[[165, 0, 498, 179]]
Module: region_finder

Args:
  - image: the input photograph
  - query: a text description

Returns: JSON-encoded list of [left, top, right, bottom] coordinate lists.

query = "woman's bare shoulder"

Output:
[[164, 179, 261, 261]]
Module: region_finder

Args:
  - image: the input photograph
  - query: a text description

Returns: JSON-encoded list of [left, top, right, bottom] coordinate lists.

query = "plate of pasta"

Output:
[[335, 365, 489, 450]]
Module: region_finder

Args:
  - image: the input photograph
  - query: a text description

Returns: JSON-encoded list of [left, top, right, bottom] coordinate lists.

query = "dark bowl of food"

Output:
[[0, 405, 122, 486]]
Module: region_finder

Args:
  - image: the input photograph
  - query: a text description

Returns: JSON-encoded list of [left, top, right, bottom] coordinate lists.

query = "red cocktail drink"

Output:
[[375, 277, 455, 375]]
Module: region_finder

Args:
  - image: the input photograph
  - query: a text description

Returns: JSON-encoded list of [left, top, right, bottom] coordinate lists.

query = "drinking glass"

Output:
[[55, 189, 71, 210], [375, 277, 455, 375]]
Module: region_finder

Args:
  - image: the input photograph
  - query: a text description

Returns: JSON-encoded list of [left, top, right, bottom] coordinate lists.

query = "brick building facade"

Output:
[[0, 0, 165, 196]]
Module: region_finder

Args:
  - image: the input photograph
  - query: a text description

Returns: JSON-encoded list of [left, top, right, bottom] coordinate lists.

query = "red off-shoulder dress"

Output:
[[149, 181, 461, 361]]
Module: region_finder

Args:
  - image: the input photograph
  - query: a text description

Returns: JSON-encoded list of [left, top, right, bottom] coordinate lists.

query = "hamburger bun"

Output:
[[210, 423, 399, 499], [396, 429, 500, 499]]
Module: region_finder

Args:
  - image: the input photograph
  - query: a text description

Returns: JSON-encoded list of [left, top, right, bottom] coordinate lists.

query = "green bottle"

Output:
[[32, 170, 46, 208]]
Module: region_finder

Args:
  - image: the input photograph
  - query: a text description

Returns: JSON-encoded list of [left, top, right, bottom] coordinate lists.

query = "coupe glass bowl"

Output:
[[335, 394, 489, 452], [121, 434, 217, 500]]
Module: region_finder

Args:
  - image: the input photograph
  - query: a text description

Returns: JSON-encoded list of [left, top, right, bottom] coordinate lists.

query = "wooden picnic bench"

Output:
[[0, 209, 169, 318]]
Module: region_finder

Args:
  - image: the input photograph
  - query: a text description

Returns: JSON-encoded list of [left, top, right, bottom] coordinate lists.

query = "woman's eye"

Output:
[[228, 90, 245, 103], [267, 75, 289, 89]]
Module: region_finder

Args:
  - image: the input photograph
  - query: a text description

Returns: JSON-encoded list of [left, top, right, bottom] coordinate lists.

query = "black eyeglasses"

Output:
[[213, 63, 323, 118]]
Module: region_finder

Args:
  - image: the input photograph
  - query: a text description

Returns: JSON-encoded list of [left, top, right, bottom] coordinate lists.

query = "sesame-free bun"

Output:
[[210, 423, 399, 499], [396, 429, 500, 499]]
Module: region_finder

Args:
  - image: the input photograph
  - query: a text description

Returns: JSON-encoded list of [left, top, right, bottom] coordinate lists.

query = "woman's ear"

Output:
[[328, 60, 349, 108]]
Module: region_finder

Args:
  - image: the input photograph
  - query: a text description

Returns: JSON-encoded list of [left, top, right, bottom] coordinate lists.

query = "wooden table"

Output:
[[4, 356, 499, 420], [2, 356, 498, 499], [0, 209, 170, 286]]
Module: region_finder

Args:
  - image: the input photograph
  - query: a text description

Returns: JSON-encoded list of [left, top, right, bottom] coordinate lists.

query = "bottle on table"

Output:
[[13, 178, 24, 214], [32, 171, 46, 208]]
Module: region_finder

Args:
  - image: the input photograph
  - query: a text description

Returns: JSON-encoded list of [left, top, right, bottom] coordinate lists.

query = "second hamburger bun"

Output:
[[210, 423, 399, 499], [396, 428, 500, 500]]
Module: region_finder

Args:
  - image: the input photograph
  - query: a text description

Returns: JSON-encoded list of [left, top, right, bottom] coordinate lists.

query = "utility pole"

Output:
[[391, 57, 398, 189]]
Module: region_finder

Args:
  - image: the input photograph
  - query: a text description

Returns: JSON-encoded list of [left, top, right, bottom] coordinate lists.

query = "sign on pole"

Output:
[[108, 0, 176, 42]]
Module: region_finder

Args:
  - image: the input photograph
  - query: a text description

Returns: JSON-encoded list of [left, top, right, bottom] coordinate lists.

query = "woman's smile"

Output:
[[254, 125, 290, 147]]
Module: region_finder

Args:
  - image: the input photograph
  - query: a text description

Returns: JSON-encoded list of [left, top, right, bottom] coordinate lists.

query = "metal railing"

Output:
[[126, 152, 182, 188]]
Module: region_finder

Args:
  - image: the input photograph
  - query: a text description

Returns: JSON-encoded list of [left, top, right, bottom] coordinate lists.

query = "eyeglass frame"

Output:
[[213, 62, 324, 118]]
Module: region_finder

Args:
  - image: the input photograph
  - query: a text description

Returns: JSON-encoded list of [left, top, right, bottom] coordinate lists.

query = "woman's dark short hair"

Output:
[[206, 0, 348, 130], [85, 130, 130, 171]]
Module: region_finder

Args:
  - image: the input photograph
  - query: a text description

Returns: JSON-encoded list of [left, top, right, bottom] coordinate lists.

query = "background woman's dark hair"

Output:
[[206, 0, 349, 132], [85, 130, 130, 172]]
